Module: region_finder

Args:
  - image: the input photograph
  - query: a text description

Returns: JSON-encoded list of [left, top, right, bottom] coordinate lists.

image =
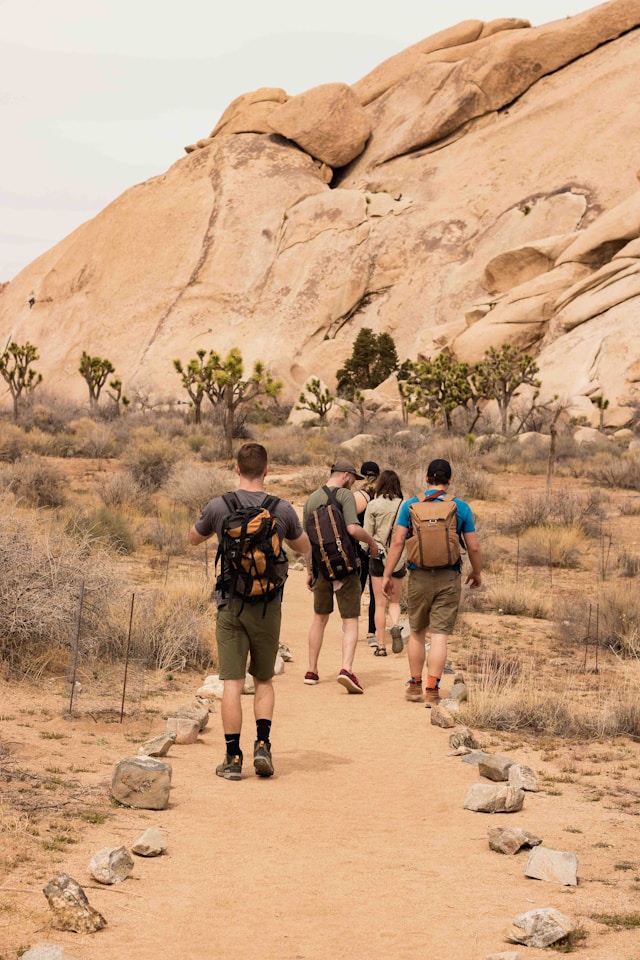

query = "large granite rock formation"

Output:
[[1, 0, 640, 424]]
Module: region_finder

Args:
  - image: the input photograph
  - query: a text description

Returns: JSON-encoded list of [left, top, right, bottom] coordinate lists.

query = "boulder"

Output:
[[505, 907, 573, 948], [165, 717, 200, 744], [268, 83, 371, 167], [111, 756, 172, 810], [88, 845, 134, 885], [488, 826, 543, 855], [525, 846, 578, 885], [42, 873, 106, 934], [132, 828, 167, 857], [464, 784, 525, 813]]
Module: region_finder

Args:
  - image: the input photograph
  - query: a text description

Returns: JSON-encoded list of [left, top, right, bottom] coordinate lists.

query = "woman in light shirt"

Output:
[[363, 470, 407, 656]]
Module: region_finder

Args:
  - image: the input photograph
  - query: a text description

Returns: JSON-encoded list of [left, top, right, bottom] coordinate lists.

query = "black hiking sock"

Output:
[[256, 719, 272, 745], [224, 734, 242, 759]]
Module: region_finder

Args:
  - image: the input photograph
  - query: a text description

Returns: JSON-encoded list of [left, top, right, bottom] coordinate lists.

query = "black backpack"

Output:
[[215, 493, 289, 613], [306, 485, 358, 582]]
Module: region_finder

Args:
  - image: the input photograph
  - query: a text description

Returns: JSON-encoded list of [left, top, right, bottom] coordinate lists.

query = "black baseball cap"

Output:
[[360, 461, 380, 478], [427, 459, 452, 481]]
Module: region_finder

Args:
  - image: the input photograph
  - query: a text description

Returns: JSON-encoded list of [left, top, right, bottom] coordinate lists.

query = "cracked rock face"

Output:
[[1, 0, 640, 423]]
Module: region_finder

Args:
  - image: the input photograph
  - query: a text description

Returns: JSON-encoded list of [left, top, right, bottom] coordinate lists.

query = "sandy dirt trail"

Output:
[[5, 566, 634, 960]]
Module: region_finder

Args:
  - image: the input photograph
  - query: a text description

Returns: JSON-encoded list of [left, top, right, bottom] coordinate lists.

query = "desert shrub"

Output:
[[65, 418, 119, 458], [0, 500, 126, 677], [96, 471, 149, 510], [0, 423, 30, 462], [617, 549, 640, 578], [598, 583, 640, 658], [462, 669, 640, 737], [133, 584, 215, 671], [503, 490, 603, 537], [1, 457, 66, 508], [258, 426, 314, 466], [123, 432, 181, 490], [286, 466, 330, 497], [581, 451, 640, 490], [142, 512, 191, 556], [65, 507, 136, 555], [164, 463, 232, 514], [489, 583, 551, 619], [454, 461, 496, 501], [519, 524, 587, 568], [620, 496, 640, 515]]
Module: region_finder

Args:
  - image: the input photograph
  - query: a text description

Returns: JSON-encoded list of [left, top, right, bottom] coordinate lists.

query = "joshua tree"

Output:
[[471, 343, 541, 435], [79, 352, 115, 410], [0, 340, 42, 421], [296, 378, 335, 425]]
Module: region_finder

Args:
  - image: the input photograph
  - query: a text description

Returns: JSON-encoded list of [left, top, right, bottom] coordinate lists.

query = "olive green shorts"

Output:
[[215, 599, 282, 681], [407, 567, 461, 635], [313, 573, 362, 619]]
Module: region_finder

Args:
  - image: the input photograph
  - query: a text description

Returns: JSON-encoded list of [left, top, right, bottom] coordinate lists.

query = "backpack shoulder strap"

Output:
[[221, 492, 239, 513], [322, 485, 341, 509], [261, 494, 280, 513]]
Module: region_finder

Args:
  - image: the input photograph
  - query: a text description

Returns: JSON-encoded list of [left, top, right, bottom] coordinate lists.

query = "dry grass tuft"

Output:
[[519, 524, 588, 568], [489, 582, 552, 619]]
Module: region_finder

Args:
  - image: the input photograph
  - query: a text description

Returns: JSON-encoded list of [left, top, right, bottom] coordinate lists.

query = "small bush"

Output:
[[582, 451, 640, 490], [0, 423, 30, 462], [134, 584, 215, 671], [519, 524, 587, 568], [65, 507, 136, 555], [164, 463, 232, 514], [504, 490, 604, 537], [124, 433, 180, 490], [617, 548, 640, 578], [598, 583, 640, 658], [96, 471, 148, 510], [2, 457, 66, 508], [489, 583, 551, 619]]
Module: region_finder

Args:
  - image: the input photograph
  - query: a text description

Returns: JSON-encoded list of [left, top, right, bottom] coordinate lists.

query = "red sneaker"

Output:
[[304, 671, 319, 685], [337, 669, 364, 694]]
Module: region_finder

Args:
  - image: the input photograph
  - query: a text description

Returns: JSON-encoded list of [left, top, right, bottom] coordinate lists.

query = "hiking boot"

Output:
[[424, 687, 442, 709], [216, 754, 243, 780], [405, 679, 424, 703], [304, 671, 319, 685], [337, 669, 364, 694], [390, 625, 403, 654], [253, 740, 274, 778]]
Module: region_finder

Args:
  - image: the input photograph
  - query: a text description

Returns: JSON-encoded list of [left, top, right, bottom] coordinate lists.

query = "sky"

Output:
[[1, 0, 595, 282]]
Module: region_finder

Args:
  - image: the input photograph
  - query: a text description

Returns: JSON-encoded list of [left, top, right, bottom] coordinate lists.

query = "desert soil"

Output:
[[1, 470, 640, 959]]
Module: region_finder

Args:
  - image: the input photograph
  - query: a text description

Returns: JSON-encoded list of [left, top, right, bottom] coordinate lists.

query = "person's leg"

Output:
[[221, 678, 244, 736], [367, 573, 377, 636], [253, 677, 275, 777], [424, 570, 461, 706], [307, 613, 329, 674], [388, 576, 404, 653], [215, 603, 250, 778], [341, 617, 359, 671], [426, 633, 449, 682], [405, 569, 431, 701], [336, 574, 364, 691], [371, 576, 387, 651]]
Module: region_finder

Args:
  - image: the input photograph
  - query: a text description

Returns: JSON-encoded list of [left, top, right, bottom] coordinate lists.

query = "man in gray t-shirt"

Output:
[[190, 443, 310, 782]]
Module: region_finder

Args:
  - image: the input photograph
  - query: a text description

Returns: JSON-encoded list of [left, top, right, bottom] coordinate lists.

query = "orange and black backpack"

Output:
[[216, 493, 289, 613]]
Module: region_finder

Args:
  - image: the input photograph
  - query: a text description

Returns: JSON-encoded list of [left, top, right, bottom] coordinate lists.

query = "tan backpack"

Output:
[[406, 491, 462, 569]]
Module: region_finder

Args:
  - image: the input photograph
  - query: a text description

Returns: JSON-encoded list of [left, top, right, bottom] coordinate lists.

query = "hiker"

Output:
[[303, 459, 378, 693], [189, 442, 310, 780], [363, 469, 407, 657], [354, 461, 380, 647], [382, 458, 482, 706]]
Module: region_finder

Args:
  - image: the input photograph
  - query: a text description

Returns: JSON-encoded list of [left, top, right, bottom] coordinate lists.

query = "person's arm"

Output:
[[189, 525, 209, 546], [382, 524, 408, 599], [286, 531, 313, 589], [464, 530, 482, 588], [346, 523, 378, 558], [353, 489, 370, 515]]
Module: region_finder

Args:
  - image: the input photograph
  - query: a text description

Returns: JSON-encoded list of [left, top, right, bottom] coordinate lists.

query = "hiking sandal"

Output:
[[373, 645, 388, 657]]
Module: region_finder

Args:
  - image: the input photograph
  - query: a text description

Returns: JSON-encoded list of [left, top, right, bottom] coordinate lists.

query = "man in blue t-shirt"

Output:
[[382, 458, 482, 707]]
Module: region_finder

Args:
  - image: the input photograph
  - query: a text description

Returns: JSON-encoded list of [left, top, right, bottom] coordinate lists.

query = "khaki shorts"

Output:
[[407, 567, 461, 635], [313, 573, 362, 619], [215, 599, 281, 681]]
